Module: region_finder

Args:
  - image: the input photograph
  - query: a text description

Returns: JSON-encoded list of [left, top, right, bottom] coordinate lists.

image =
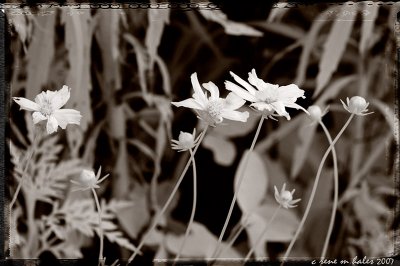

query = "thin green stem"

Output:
[[319, 122, 338, 259], [244, 205, 281, 262], [211, 116, 265, 260], [127, 126, 209, 264], [92, 188, 104, 265], [174, 148, 197, 264], [281, 114, 354, 264]]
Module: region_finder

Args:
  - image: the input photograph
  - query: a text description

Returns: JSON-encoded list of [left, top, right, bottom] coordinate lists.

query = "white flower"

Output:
[[13, 85, 82, 134], [225, 69, 308, 120], [340, 96, 373, 116], [171, 128, 200, 152], [71, 167, 109, 192], [274, 183, 301, 209], [171, 73, 249, 126]]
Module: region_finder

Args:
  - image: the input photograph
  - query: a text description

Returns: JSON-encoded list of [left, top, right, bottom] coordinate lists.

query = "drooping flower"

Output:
[[274, 183, 301, 209], [71, 167, 109, 192], [225, 69, 308, 120], [171, 128, 200, 152], [13, 85, 82, 134], [340, 96, 373, 116], [171, 73, 249, 126]]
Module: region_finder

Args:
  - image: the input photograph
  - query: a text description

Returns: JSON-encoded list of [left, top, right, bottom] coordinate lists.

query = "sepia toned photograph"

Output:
[[3, 1, 399, 265]]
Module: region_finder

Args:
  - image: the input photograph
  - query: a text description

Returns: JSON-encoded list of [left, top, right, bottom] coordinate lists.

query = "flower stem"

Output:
[[9, 130, 38, 257], [174, 148, 197, 264], [281, 114, 354, 264], [92, 188, 104, 266], [211, 116, 265, 260], [127, 126, 209, 264], [244, 205, 281, 262], [319, 121, 338, 259]]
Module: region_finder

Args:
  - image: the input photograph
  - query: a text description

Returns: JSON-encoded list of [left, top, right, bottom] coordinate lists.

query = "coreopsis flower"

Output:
[[274, 183, 301, 209], [171, 128, 200, 152], [225, 69, 308, 120], [171, 73, 249, 127], [13, 85, 82, 134], [71, 167, 109, 192], [340, 96, 373, 116]]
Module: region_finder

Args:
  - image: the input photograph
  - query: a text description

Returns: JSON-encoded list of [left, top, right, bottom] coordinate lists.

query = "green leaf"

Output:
[[235, 150, 268, 215], [202, 133, 236, 166], [315, 6, 357, 97]]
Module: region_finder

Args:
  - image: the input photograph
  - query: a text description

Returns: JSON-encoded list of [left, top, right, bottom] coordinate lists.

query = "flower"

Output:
[[340, 96, 373, 116], [171, 128, 200, 152], [171, 73, 249, 126], [225, 69, 308, 120], [274, 183, 301, 209], [13, 85, 82, 134], [71, 167, 109, 192], [307, 105, 330, 124]]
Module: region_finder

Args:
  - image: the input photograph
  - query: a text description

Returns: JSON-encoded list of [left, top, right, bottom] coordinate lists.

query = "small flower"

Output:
[[340, 96, 373, 116], [171, 128, 200, 152], [13, 85, 82, 134], [171, 73, 249, 126], [225, 69, 308, 120], [274, 183, 301, 209], [307, 105, 330, 124], [71, 167, 109, 192]]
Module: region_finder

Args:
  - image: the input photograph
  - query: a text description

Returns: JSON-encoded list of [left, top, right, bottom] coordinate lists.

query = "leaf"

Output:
[[199, 9, 263, 37], [315, 6, 357, 97], [164, 222, 241, 258], [61, 9, 93, 131], [245, 203, 299, 246], [146, 8, 170, 70], [25, 12, 56, 99], [202, 134, 236, 166], [104, 231, 138, 252], [290, 121, 318, 179], [316, 75, 357, 105], [235, 150, 268, 215], [359, 3, 379, 55]]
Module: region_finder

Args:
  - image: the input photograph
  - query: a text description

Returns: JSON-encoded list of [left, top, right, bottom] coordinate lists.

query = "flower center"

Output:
[[255, 88, 279, 104], [207, 99, 224, 120], [40, 100, 54, 116]]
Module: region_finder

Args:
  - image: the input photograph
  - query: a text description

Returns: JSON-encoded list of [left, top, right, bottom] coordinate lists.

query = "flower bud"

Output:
[[341, 96, 372, 116], [178, 132, 195, 149], [79, 169, 97, 188], [307, 105, 322, 122]]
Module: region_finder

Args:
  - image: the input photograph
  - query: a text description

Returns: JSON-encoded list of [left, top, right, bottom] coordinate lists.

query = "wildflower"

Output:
[[13, 85, 82, 134], [307, 105, 330, 124], [340, 96, 373, 116], [71, 167, 109, 192], [171, 128, 200, 152], [274, 183, 301, 209], [171, 73, 249, 126], [225, 69, 308, 120]]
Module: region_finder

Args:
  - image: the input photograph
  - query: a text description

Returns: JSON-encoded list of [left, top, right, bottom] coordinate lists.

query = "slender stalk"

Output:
[[281, 114, 354, 264], [319, 122, 338, 259], [25, 193, 37, 257], [92, 188, 104, 265], [211, 116, 265, 260], [244, 205, 281, 262], [174, 148, 197, 264], [127, 126, 209, 264]]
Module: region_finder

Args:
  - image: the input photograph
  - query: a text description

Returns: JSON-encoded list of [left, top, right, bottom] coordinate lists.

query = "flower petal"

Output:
[[34, 91, 48, 106], [191, 73, 207, 105], [13, 97, 40, 111], [46, 115, 59, 134], [250, 102, 274, 112], [171, 98, 205, 110], [32, 112, 47, 124], [202, 82, 220, 100], [51, 85, 71, 110], [270, 102, 290, 120], [230, 71, 257, 94], [221, 109, 249, 122], [224, 92, 246, 110], [277, 84, 305, 102], [225, 81, 257, 102], [283, 102, 309, 114], [247, 69, 267, 90], [53, 109, 82, 129]]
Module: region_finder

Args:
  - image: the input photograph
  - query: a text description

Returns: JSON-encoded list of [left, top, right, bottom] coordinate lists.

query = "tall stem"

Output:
[[92, 188, 104, 265], [320, 122, 338, 259], [244, 205, 281, 262], [211, 116, 265, 259], [174, 148, 197, 263], [281, 114, 354, 264], [127, 126, 208, 264]]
